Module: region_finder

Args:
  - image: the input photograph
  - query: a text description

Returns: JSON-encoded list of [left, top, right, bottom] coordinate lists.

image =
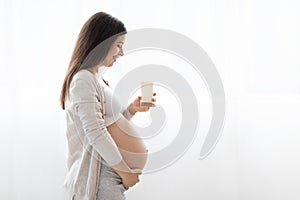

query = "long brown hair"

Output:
[[59, 12, 126, 110]]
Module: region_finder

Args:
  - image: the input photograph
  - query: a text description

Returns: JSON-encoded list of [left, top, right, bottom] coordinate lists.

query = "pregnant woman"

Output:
[[60, 12, 156, 200]]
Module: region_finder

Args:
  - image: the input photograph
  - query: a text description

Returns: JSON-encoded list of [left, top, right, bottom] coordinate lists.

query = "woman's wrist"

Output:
[[128, 103, 137, 116]]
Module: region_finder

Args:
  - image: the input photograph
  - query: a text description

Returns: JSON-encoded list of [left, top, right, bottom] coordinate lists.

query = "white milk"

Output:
[[140, 81, 153, 106]]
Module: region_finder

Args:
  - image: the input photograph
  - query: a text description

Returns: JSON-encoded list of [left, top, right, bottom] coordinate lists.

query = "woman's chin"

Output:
[[108, 61, 115, 67]]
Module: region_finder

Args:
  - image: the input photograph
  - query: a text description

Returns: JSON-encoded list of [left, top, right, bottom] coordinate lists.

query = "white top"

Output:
[[97, 74, 130, 127]]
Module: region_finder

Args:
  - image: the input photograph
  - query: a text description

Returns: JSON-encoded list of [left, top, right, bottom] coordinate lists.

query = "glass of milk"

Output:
[[140, 81, 153, 106]]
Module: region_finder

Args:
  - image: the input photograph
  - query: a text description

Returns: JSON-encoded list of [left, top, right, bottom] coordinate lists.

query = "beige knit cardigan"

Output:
[[63, 69, 133, 200]]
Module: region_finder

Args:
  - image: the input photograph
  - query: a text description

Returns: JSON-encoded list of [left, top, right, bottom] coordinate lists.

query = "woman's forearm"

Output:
[[111, 159, 132, 174]]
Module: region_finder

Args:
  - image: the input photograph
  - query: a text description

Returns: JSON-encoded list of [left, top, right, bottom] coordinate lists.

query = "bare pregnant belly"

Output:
[[107, 115, 148, 170]]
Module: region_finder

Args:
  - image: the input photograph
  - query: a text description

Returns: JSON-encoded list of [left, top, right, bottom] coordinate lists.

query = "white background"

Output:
[[0, 0, 299, 199]]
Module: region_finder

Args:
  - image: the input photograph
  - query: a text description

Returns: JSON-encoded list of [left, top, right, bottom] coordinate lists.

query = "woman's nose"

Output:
[[119, 48, 124, 56]]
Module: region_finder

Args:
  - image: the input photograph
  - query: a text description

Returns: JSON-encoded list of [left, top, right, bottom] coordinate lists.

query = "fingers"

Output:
[[136, 92, 156, 111], [138, 96, 155, 100], [137, 92, 156, 100], [137, 97, 156, 102], [142, 106, 149, 111]]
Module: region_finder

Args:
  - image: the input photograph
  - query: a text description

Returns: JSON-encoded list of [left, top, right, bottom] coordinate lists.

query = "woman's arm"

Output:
[[121, 103, 136, 120], [70, 77, 125, 168]]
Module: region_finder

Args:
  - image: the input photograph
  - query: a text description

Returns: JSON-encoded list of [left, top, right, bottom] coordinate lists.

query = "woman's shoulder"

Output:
[[69, 69, 102, 100], [69, 69, 100, 92], [74, 69, 97, 80], [71, 69, 99, 86]]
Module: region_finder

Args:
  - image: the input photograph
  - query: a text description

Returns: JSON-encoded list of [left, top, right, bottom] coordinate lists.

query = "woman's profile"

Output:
[[60, 12, 156, 200]]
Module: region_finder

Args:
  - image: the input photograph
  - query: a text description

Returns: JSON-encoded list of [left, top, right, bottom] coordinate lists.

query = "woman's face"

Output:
[[104, 34, 126, 67]]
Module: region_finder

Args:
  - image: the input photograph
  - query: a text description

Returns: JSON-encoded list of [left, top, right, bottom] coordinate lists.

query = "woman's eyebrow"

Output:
[[117, 41, 124, 44]]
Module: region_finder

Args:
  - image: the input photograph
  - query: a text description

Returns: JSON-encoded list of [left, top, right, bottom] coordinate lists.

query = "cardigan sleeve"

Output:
[[121, 105, 134, 121], [70, 77, 123, 167]]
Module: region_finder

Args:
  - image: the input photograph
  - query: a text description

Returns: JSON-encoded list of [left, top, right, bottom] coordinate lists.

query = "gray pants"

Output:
[[96, 159, 127, 200]]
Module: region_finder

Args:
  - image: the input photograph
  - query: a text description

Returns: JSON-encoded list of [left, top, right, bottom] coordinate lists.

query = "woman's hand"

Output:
[[112, 160, 142, 190], [128, 92, 156, 115], [118, 168, 142, 190]]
